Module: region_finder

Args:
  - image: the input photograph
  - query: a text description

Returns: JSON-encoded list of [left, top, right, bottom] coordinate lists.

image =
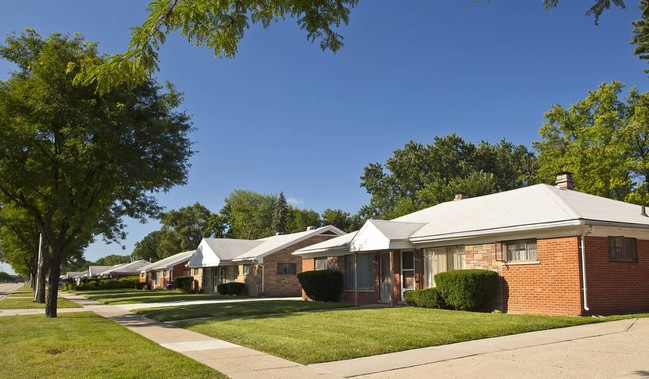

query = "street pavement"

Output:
[[3, 287, 648, 378]]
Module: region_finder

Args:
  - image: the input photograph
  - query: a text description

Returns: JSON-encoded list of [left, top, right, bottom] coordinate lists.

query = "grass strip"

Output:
[[180, 306, 630, 364], [0, 312, 225, 378], [0, 286, 81, 309], [137, 300, 354, 322], [75, 288, 234, 305]]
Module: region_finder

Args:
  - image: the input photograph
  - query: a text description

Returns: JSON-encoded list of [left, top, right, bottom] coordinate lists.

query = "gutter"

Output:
[[580, 226, 593, 313]]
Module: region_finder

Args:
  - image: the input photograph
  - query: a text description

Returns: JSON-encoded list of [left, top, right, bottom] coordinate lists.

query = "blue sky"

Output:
[[1, 1, 648, 267]]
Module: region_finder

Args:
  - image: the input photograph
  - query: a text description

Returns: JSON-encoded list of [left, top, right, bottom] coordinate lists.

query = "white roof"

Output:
[[87, 266, 113, 276], [409, 184, 649, 241], [140, 251, 194, 272], [350, 220, 425, 252], [233, 225, 345, 262], [295, 184, 649, 256], [187, 239, 262, 268], [100, 260, 150, 276], [293, 232, 357, 257], [187, 226, 346, 267]]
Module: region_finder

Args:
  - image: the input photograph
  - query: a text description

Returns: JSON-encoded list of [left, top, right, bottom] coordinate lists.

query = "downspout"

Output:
[[354, 252, 359, 306], [580, 226, 593, 313]]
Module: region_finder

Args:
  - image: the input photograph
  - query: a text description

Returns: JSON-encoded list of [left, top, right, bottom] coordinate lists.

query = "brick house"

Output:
[[139, 251, 194, 289], [187, 225, 345, 296], [294, 176, 649, 316]]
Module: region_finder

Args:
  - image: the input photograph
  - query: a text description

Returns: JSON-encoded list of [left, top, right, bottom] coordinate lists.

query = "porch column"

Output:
[[354, 252, 359, 306], [389, 250, 394, 306]]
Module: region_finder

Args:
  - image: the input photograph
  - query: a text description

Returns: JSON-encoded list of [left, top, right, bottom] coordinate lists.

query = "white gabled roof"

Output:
[[293, 184, 649, 256], [233, 225, 345, 262], [100, 260, 150, 276], [87, 266, 113, 277], [293, 231, 357, 257], [350, 220, 424, 252], [187, 239, 262, 268], [140, 251, 194, 272], [409, 184, 649, 241]]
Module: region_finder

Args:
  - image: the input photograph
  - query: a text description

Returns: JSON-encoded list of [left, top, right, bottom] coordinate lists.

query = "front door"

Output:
[[401, 251, 415, 301], [379, 252, 392, 303], [203, 268, 214, 293]]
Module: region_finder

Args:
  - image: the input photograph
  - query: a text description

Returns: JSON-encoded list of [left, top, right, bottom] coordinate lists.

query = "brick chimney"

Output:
[[555, 172, 574, 190]]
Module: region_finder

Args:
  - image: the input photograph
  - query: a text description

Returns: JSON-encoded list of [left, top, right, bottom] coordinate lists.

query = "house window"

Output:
[[315, 257, 329, 271], [423, 245, 465, 288], [242, 264, 252, 275], [505, 240, 537, 262], [224, 266, 238, 282], [277, 263, 297, 275], [345, 253, 374, 290], [608, 237, 637, 262]]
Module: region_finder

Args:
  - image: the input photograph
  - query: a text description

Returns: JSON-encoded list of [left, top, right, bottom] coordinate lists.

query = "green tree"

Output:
[[360, 134, 537, 219], [535, 81, 649, 204], [79, 0, 358, 90], [272, 192, 289, 235], [132, 230, 163, 262], [220, 190, 276, 239], [287, 206, 321, 232], [321, 208, 360, 232], [0, 30, 193, 317], [534, 81, 631, 200], [94, 254, 131, 266], [0, 205, 39, 286], [157, 202, 215, 257]]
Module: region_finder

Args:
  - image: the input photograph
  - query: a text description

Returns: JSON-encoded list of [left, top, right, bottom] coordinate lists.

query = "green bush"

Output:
[[297, 270, 343, 302], [216, 283, 228, 295], [174, 276, 194, 293], [434, 269, 498, 311], [226, 282, 245, 296], [404, 288, 445, 309], [215, 282, 245, 295], [74, 276, 144, 291]]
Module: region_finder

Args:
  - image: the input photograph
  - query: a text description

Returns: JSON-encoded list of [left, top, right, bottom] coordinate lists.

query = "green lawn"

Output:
[[0, 286, 81, 309], [0, 312, 225, 378], [73, 288, 237, 305], [169, 306, 628, 364], [136, 300, 354, 322]]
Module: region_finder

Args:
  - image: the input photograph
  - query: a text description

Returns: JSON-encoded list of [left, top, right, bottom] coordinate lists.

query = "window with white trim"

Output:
[[505, 240, 537, 262], [345, 253, 374, 290], [277, 263, 297, 275], [608, 237, 637, 262], [423, 245, 465, 288], [315, 257, 329, 271], [242, 264, 252, 275]]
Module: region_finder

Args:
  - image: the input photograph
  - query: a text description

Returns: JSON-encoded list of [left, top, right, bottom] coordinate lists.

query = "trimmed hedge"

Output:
[[74, 276, 146, 291], [435, 269, 498, 311], [216, 282, 245, 296], [174, 276, 194, 293], [404, 288, 446, 309], [297, 270, 343, 302]]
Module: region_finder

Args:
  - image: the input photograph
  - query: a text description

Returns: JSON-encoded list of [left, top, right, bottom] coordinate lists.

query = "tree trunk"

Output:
[[33, 249, 47, 303], [45, 254, 62, 318]]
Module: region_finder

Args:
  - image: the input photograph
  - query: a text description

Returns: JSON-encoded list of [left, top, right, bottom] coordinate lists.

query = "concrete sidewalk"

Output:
[[311, 318, 649, 378], [52, 291, 649, 378], [59, 292, 338, 379]]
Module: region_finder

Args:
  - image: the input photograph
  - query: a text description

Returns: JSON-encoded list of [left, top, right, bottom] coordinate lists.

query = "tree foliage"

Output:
[[535, 81, 649, 204], [220, 190, 276, 239], [272, 192, 288, 235], [360, 134, 537, 219], [321, 208, 361, 232], [0, 30, 193, 316], [77, 0, 358, 91], [157, 202, 216, 257]]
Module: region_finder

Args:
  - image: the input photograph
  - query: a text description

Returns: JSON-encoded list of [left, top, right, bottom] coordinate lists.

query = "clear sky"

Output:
[[1, 1, 648, 268]]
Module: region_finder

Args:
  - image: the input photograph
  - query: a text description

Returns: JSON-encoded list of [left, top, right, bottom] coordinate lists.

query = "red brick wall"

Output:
[[501, 237, 583, 316], [584, 237, 649, 315]]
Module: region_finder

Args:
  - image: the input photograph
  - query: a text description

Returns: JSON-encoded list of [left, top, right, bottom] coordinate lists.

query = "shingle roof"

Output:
[[233, 225, 345, 261], [100, 260, 150, 276], [293, 232, 357, 256], [408, 184, 649, 241], [140, 251, 194, 272]]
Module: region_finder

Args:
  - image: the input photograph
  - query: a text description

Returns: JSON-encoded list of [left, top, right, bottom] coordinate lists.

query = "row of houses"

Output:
[[64, 260, 151, 285], [68, 174, 649, 316]]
